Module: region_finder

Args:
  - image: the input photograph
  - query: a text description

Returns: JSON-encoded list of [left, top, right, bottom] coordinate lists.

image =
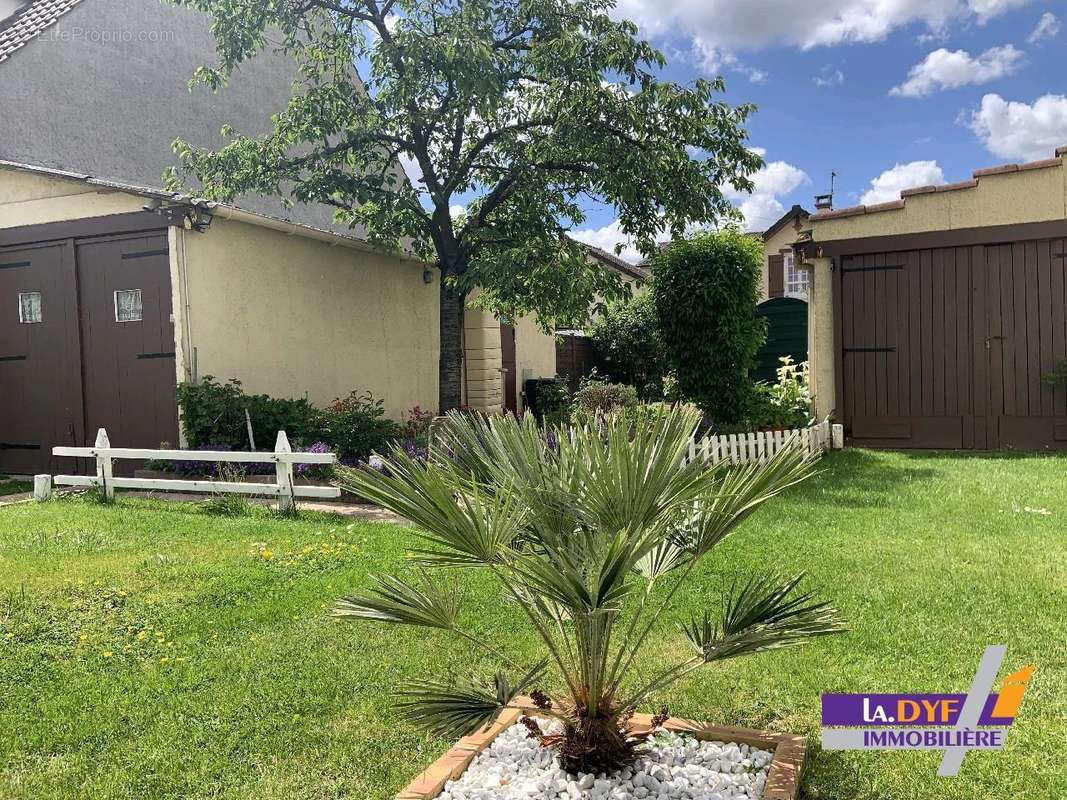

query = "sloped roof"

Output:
[[579, 243, 650, 281], [0, 0, 83, 64], [762, 204, 811, 242]]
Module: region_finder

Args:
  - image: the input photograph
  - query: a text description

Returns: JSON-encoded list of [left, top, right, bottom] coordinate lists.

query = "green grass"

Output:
[[0, 450, 1064, 799], [0, 480, 32, 497]]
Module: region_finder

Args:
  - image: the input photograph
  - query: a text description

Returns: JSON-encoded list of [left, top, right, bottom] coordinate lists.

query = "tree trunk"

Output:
[[439, 279, 466, 412]]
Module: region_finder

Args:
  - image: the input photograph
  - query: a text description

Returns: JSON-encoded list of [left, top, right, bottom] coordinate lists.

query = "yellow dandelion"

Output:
[[160, 656, 169, 663], [103, 651, 113, 658]]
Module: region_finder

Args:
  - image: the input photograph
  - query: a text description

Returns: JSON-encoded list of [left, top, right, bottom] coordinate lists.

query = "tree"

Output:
[[651, 230, 766, 425], [588, 290, 666, 399], [334, 407, 844, 773], [167, 0, 762, 411]]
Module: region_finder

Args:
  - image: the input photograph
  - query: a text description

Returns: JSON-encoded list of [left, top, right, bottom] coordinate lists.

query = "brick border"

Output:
[[395, 700, 806, 799]]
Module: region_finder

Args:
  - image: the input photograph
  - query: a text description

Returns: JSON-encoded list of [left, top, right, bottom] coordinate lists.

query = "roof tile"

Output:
[[973, 163, 1020, 178], [0, 0, 83, 64]]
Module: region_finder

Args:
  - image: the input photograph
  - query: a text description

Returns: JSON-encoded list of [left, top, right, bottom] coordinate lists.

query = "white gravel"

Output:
[[437, 722, 773, 800]]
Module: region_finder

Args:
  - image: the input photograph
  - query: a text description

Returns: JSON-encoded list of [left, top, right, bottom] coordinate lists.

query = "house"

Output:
[[554, 244, 649, 389], [754, 206, 811, 382], [798, 147, 1067, 449], [0, 0, 556, 475]]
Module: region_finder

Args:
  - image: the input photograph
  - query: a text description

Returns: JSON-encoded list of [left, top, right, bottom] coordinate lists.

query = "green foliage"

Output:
[[334, 408, 843, 773], [176, 377, 324, 450], [651, 231, 767, 425], [747, 358, 813, 431], [176, 377, 398, 462], [201, 466, 255, 517], [530, 380, 572, 427], [167, 0, 761, 340], [589, 292, 666, 399], [570, 373, 639, 422], [322, 392, 401, 462]]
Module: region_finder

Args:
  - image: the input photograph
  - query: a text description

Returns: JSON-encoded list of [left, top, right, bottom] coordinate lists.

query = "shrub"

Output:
[[177, 377, 324, 450], [589, 291, 666, 399], [322, 391, 400, 462], [527, 379, 572, 427], [747, 358, 812, 431], [651, 231, 767, 425], [334, 408, 844, 775], [570, 372, 639, 423], [399, 406, 436, 450]]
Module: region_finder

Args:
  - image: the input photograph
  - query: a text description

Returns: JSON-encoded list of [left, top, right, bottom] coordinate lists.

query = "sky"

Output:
[[566, 0, 1067, 262]]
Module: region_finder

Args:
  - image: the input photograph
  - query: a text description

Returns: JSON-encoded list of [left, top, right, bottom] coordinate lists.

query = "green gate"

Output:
[[754, 297, 808, 382]]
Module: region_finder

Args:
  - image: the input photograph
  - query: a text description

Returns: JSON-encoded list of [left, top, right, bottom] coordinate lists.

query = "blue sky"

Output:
[[569, 0, 1067, 260]]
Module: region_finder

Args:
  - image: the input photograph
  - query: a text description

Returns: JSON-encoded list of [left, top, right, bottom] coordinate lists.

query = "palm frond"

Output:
[[332, 572, 460, 630], [336, 457, 527, 567], [681, 573, 846, 662], [395, 659, 549, 739], [679, 441, 815, 559]]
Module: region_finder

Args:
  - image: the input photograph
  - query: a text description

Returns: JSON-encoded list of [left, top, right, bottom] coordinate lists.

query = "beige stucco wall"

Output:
[[514, 314, 557, 407], [177, 216, 439, 419], [812, 155, 1067, 242], [463, 306, 504, 413], [0, 168, 147, 229]]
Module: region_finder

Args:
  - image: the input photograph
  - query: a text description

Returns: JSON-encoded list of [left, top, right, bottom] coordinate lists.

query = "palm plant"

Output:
[[334, 406, 844, 775]]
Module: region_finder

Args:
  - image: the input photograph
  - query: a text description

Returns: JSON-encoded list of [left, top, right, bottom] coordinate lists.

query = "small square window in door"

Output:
[[114, 289, 143, 322], [18, 292, 42, 323]]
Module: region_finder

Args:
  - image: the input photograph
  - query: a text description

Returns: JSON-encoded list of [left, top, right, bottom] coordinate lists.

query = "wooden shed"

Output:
[[801, 146, 1067, 450]]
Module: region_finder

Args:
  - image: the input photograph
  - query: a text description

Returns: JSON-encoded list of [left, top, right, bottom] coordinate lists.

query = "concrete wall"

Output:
[[177, 217, 438, 418], [0, 0, 356, 236], [514, 314, 557, 406], [0, 169, 146, 229], [811, 153, 1067, 241]]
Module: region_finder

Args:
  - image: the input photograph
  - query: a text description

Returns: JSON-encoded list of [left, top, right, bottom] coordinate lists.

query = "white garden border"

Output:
[[39, 429, 339, 511]]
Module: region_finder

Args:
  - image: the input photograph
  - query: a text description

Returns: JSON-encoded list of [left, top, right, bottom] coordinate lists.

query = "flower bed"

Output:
[[396, 702, 805, 800]]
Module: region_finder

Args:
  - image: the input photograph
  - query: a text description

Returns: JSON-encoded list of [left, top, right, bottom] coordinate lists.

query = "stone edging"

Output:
[[395, 699, 805, 800]]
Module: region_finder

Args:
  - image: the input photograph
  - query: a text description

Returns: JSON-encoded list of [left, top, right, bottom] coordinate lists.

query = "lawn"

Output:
[[0, 450, 1064, 800], [0, 479, 32, 497]]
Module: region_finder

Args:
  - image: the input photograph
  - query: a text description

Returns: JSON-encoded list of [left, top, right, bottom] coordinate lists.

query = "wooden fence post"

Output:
[[33, 474, 52, 502], [95, 428, 114, 502], [275, 431, 296, 513]]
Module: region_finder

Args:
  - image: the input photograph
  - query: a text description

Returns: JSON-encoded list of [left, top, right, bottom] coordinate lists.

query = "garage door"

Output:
[[839, 239, 1067, 449], [0, 226, 179, 474]]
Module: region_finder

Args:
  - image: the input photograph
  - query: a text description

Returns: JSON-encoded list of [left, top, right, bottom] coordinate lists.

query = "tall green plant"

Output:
[[334, 407, 844, 774], [652, 231, 767, 424], [589, 292, 667, 399]]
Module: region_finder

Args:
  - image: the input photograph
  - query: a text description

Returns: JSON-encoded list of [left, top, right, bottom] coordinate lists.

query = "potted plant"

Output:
[[335, 407, 844, 798]]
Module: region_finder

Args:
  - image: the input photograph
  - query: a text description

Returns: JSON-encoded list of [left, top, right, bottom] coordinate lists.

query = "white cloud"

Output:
[[1028, 12, 1061, 43], [967, 93, 1067, 161], [570, 157, 809, 254], [613, 0, 1032, 58], [725, 161, 810, 230], [569, 219, 645, 264], [890, 45, 1024, 97], [860, 161, 945, 204], [814, 66, 845, 87]]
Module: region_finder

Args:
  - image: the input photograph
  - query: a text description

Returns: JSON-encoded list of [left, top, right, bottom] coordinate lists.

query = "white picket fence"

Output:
[[686, 420, 844, 466], [41, 429, 340, 511]]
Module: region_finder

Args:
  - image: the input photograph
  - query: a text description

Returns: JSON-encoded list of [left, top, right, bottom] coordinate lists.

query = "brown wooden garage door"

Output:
[[838, 238, 1067, 449], [0, 222, 179, 475]]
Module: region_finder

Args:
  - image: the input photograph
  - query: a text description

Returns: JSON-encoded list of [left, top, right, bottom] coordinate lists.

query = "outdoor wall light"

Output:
[[423, 267, 435, 284]]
